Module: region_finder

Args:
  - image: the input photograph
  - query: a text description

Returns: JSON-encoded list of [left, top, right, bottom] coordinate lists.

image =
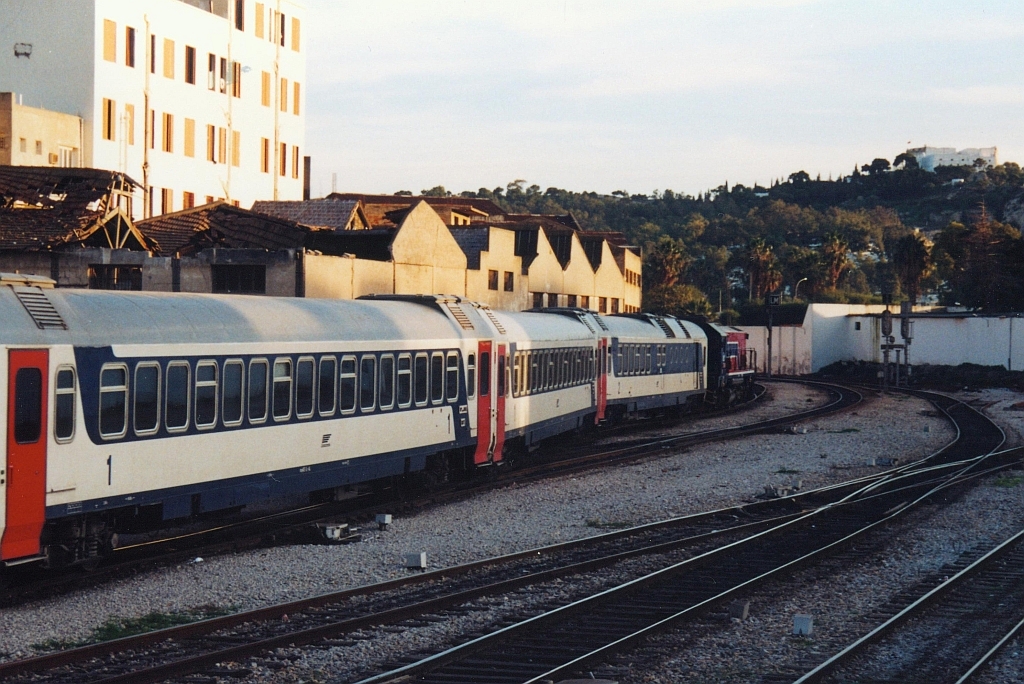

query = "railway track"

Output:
[[1, 379, 844, 607], [788, 459, 1024, 684], [0, 382, 982, 684]]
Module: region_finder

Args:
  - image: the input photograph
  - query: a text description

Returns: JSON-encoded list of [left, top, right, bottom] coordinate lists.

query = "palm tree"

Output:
[[746, 237, 781, 300], [890, 233, 932, 304], [821, 232, 850, 289]]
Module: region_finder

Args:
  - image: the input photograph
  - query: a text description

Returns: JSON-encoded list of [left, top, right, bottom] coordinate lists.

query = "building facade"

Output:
[[0, 93, 83, 167], [906, 146, 998, 172], [0, 0, 306, 216]]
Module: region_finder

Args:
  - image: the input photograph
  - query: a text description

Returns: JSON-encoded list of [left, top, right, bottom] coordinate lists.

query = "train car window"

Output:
[[133, 363, 161, 435], [340, 356, 357, 413], [562, 352, 570, 387], [379, 354, 395, 410], [54, 367, 76, 442], [98, 364, 128, 439], [397, 354, 412, 408], [195, 361, 219, 428], [446, 353, 459, 402], [248, 359, 269, 424], [318, 356, 337, 416], [273, 358, 292, 421], [414, 353, 429, 406], [634, 346, 642, 375], [529, 353, 538, 393], [296, 357, 315, 419], [466, 353, 476, 399], [14, 367, 42, 444], [360, 356, 376, 411], [479, 352, 490, 396], [498, 354, 507, 397], [222, 360, 244, 426], [645, 346, 652, 374], [430, 353, 444, 404], [166, 362, 191, 431]]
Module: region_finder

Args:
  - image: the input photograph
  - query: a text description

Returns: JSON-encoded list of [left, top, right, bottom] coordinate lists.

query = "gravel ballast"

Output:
[[0, 383, 961, 677]]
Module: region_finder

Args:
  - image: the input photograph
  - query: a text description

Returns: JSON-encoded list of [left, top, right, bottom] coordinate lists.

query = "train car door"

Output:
[[2, 350, 48, 561], [595, 338, 608, 423], [473, 341, 494, 465], [493, 344, 507, 463]]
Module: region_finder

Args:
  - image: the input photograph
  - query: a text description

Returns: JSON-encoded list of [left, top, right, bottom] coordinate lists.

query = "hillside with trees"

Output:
[[417, 155, 1024, 322]]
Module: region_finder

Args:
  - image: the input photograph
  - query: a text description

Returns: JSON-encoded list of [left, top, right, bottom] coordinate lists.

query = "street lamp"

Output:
[[794, 277, 808, 301]]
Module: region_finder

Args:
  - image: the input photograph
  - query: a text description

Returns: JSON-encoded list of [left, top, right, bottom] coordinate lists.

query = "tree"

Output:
[[821, 232, 850, 289], [745, 237, 782, 300], [893, 152, 919, 170], [644, 236, 689, 288], [932, 212, 1024, 311], [788, 170, 811, 184], [890, 232, 932, 303], [863, 158, 891, 175], [643, 284, 712, 317], [421, 186, 451, 197]]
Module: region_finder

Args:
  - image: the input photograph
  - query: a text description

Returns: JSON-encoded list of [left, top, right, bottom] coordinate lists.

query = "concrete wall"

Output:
[[466, 227, 528, 311], [743, 324, 813, 376]]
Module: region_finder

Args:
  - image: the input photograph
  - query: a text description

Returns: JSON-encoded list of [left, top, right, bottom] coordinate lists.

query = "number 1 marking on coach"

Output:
[[107, 455, 112, 486]]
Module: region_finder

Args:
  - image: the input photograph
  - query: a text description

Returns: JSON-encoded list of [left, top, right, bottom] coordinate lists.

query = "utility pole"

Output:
[[766, 292, 780, 378]]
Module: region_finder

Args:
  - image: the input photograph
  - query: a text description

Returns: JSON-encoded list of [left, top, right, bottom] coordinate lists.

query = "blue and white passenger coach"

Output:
[[0, 274, 720, 571]]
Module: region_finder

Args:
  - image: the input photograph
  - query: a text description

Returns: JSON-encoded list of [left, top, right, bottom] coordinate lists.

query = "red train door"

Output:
[[473, 341, 493, 465], [595, 338, 608, 423], [493, 344, 507, 463], [2, 349, 48, 561]]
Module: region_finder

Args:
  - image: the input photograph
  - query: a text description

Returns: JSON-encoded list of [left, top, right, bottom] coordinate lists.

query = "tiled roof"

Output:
[[0, 166, 140, 251], [449, 227, 491, 270], [327, 193, 505, 226], [138, 202, 310, 255], [251, 199, 367, 230]]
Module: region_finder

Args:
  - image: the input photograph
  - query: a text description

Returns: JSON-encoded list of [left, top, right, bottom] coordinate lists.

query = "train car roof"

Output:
[[602, 314, 707, 341], [0, 286, 470, 346], [486, 308, 597, 344]]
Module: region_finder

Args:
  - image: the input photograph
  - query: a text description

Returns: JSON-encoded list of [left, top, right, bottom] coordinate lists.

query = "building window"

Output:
[[184, 118, 195, 157], [207, 125, 216, 162], [101, 98, 116, 141], [19, 138, 26, 153], [58, 146, 77, 167], [219, 57, 227, 93], [125, 27, 136, 67], [291, 145, 299, 178], [34, 140, 41, 155], [260, 137, 270, 173], [235, 0, 245, 30], [599, 297, 607, 313], [611, 298, 620, 314], [279, 11, 286, 46], [488, 270, 499, 290], [183, 191, 195, 209], [532, 292, 544, 308], [291, 16, 300, 51], [163, 38, 175, 79], [255, 2, 265, 37], [185, 46, 196, 84], [148, 108, 155, 148], [207, 53, 216, 90], [161, 188, 173, 214], [504, 271, 514, 292], [88, 265, 142, 291], [150, 34, 156, 73], [280, 78, 288, 112], [261, 71, 270, 106], [855, 321, 862, 331], [279, 142, 287, 176], [567, 294, 577, 307], [213, 265, 266, 294], [231, 61, 241, 97], [293, 81, 300, 115], [218, 127, 227, 164], [125, 104, 135, 145], [162, 113, 173, 153], [232, 131, 241, 167], [0, 136, 6, 151], [103, 19, 116, 62], [546, 293, 558, 307]]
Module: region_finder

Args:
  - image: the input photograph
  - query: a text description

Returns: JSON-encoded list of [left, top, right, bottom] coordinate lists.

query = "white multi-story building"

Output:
[[0, 0, 305, 216], [906, 146, 998, 172]]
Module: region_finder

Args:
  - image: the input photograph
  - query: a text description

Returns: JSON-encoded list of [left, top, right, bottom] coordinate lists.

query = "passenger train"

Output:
[[0, 273, 753, 570]]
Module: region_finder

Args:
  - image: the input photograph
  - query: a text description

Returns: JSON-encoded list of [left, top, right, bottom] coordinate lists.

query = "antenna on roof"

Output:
[[331, 173, 337, 194]]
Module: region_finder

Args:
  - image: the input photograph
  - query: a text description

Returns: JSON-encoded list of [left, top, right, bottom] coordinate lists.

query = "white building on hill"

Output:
[[0, 0, 306, 216], [907, 146, 997, 172]]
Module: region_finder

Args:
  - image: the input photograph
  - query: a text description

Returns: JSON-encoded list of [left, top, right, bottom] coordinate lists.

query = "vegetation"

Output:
[[33, 606, 232, 650], [428, 160, 1024, 320]]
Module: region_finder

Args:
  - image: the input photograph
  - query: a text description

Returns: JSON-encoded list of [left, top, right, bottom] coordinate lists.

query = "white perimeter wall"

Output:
[[740, 304, 1024, 374]]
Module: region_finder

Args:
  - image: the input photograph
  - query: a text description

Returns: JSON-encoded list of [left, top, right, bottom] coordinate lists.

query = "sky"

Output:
[[304, 1, 1024, 199]]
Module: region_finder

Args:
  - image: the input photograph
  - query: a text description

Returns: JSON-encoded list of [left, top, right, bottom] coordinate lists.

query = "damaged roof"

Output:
[[251, 199, 370, 231]]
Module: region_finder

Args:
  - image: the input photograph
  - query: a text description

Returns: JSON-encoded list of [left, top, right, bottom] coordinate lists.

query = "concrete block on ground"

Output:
[[793, 614, 813, 635]]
